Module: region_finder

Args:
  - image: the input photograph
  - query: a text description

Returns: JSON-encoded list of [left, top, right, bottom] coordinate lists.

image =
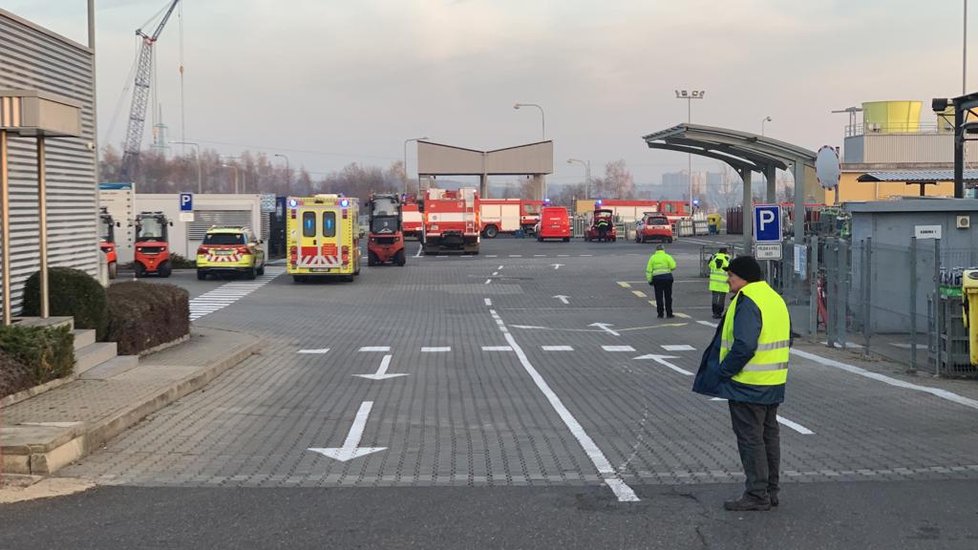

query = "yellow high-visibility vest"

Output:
[[709, 253, 730, 293], [719, 281, 790, 386]]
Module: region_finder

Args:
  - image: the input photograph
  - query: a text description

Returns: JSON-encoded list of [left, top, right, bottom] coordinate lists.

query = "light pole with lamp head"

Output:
[[273, 153, 291, 195], [675, 89, 706, 215], [222, 157, 240, 194], [514, 103, 547, 198], [403, 136, 428, 195], [761, 116, 772, 137], [566, 158, 591, 199], [171, 140, 202, 193]]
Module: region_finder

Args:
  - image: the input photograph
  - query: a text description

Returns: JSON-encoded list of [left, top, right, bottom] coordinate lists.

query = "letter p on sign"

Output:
[[179, 193, 193, 212], [753, 205, 781, 243]]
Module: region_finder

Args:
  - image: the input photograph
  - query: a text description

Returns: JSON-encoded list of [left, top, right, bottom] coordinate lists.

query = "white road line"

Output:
[[502, 330, 639, 502], [632, 290, 646, 298], [482, 346, 513, 351], [602, 345, 636, 352], [533, 254, 546, 257], [617, 282, 631, 288], [498, 265, 504, 270], [486, 255, 498, 258], [415, 244, 423, 257], [509, 255, 523, 257], [297, 348, 330, 354], [697, 320, 719, 328], [777, 415, 815, 435], [189, 267, 282, 321], [579, 254, 593, 257], [674, 313, 691, 319], [791, 348, 978, 411], [484, 298, 492, 306], [492, 271, 499, 276], [421, 346, 451, 352], [484, 279, 492, 285], [359, 346, 391, 352], [542, 345, 574, 351], [307, 401, 386, 461], [634, 354, 694, 376], [662, 345, 696, 351]]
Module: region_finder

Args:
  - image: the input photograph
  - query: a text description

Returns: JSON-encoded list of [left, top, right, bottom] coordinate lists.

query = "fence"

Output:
[[814, 237, 977, 377]]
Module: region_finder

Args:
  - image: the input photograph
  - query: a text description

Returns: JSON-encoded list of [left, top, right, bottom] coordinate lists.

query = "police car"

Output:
[[196, 225, 266, 280]]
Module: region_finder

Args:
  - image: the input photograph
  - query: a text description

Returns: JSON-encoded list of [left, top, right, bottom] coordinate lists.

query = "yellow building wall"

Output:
[[826, 172, 955, 205]]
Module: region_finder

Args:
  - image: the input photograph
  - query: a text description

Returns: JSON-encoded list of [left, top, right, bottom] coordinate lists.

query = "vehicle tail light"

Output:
[[341, 245, 349, 264], [237, 246, 252, 255], [342, 209, 348, 219], [290, 209, 297, 219], [197, 246, 208, 255], [289, 246, 297, 263]]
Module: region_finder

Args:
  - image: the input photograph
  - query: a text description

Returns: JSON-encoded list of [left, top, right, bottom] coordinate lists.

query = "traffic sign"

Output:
[[755, 243, 782, 260], [753, 205, 782, 242], [179, 192, 193, 212], [260, 193, 276, 213]]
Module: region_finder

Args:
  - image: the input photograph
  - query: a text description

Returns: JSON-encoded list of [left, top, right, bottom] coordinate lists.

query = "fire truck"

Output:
[[286, 194, 361, 282], [480, 198, 542, 238], [421, 187, 480, 255], [401, 194, 423, 240]]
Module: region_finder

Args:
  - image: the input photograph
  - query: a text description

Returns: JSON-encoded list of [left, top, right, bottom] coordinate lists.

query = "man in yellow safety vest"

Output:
[[692, 255, 791, 512], [708, 247, 731, 319], [645, 244, 677, 318]]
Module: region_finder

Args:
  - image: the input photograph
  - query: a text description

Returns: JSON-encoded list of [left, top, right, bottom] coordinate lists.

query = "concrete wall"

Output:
[[1, 10, 97, 313]]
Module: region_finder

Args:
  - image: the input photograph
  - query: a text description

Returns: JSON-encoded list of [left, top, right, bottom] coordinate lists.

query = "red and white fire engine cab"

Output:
[[421, 187, 480, 255]]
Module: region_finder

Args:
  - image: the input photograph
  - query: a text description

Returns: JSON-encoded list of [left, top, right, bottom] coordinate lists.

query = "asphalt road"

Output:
[[5, 235, 978, 549]]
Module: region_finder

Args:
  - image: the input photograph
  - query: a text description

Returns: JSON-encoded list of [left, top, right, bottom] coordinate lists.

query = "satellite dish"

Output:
[[815, 145, 841, 190]]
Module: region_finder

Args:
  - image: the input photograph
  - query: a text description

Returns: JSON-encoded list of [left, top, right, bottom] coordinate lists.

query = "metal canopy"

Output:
[[856, 170, 978, 183], [641, 123, 819, 252], [642, 123, 816, 173]]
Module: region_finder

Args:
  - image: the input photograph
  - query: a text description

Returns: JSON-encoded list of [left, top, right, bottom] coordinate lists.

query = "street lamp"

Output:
[[966, 0, 971, 94], [567, 158, 591, 199], [761, 116, 772, 137], [403, 136, 428, 194], [171, 140, 202, 193], [675, 89, 706, 214], [273, 153, 291, 195], [513, 103, 545, 140], [222, 157, 240, 194]]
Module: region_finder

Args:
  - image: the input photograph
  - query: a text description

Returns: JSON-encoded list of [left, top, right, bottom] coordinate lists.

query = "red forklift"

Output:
[[133, 211, 173, 277], [99, 207, 120, 279], [585, 207, 617, 242], [366, 193, 406, 266]]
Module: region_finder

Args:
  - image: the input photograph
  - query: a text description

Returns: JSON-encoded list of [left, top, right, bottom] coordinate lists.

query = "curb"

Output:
[[2, 332, 263, 476]]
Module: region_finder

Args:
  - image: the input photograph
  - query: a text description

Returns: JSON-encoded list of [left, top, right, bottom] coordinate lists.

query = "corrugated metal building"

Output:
[[1, 10, 98, 313]]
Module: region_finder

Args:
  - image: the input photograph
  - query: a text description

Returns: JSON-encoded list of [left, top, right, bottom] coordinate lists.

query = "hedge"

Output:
[[22, 267, 109, 341], [106, 282, 190, 355], [0, 324, 74, 397]]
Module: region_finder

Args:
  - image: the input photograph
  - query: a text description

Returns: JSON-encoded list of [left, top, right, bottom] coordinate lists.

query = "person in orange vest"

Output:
[[692, 255, 791, 512]]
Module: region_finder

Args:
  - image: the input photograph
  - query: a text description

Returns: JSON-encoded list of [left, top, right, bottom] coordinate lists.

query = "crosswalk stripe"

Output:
[[189, 267, 282, 321]]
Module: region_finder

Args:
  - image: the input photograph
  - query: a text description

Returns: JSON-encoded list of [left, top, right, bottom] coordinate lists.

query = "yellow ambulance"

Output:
[[286, 195, 362, 282]]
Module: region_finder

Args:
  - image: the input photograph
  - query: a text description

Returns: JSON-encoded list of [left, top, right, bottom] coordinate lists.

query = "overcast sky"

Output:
[[5, 0, 974, 185]]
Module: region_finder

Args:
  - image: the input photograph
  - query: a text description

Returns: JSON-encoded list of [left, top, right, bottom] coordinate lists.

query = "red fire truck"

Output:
[[421, 187, 480, 255], [402, 194, 423, 240], [480, 198, 542, 238]]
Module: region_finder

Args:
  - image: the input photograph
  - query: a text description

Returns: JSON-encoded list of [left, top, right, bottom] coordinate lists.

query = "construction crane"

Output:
[[119, 0, 181, 182]]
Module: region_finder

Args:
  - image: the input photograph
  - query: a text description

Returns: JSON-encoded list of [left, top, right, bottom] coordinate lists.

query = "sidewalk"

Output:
[[0, 326, 262, 478]]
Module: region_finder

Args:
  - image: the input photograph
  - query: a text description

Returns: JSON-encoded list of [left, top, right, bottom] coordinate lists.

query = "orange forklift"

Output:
[[133, 211, 173, 278], [99, 207, 120, 279], [366, 193, 406, 266]]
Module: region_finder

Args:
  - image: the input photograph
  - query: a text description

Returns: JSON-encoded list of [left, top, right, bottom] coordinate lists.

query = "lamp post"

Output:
[[966, 0, 971, 94], [513, 103, 545, 140], [171, 140, 202, 193], [675, 89, 705, 214], [222, 158, 240, 194], [567, 158, 591, 199], [403, 136, 428, 194], [761, 116, 772, 137], [273, 153, 291, 195]]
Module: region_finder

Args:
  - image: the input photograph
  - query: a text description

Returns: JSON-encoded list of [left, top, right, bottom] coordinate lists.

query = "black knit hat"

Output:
[[725, 255, 763, 283]]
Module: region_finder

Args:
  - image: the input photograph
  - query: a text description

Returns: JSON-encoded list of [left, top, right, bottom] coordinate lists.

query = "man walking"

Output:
[[645, 244, 676, 318], [708, 247, 731, 319], [692, 256, 791, 512]]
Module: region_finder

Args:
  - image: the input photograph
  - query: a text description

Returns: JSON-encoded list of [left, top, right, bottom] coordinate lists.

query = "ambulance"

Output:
[[286, 194, 361, 282]]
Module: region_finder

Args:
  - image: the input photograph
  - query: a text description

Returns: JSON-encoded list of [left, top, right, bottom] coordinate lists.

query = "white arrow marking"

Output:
[[553, 295, 570, 304], [297, 348, 330, 354], [307, 401, 386, 461], [552, 263, 564, 270], [415, 244, 423, 257], [354, 355, 408, 380], [589, 322, 620, 337], [776, 415, 815, 435], [633, 354, 693, 376]]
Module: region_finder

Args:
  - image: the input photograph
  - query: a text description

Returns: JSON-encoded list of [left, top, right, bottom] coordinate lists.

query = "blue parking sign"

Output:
[[753, 205, 781, 242], [179, 193, 193, 212]]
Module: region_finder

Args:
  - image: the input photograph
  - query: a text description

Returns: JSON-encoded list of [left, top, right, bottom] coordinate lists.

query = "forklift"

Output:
[[366, 193, 406, 266], [99, 207, 120, 279], [133, 211, 173, 277]]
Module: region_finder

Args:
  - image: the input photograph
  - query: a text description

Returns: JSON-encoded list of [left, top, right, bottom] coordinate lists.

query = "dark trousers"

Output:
[[651, 274, 674, 317], [711, 291, 726, 318], [728, 401, 780, 501]]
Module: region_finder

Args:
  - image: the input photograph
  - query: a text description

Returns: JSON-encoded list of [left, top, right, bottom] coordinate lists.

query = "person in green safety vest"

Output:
[[645, 244, 677, 318], [708, 247, 731, 319], [692, 255, 792, 512]]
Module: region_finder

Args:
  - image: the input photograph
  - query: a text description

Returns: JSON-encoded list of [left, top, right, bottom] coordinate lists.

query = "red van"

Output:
[[535, 206, 572, 242]]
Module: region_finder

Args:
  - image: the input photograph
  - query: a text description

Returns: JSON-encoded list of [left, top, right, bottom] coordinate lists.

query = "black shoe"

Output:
[[769, 491, 779, 507], [723, 497, 771, 512], [656, 314, 664, 319], [666, 314, 675, 318]]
